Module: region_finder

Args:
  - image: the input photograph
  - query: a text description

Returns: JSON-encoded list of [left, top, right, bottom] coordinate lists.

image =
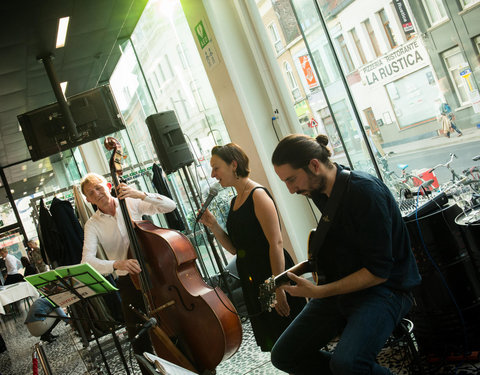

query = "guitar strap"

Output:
[[308, 168, 351, 283]]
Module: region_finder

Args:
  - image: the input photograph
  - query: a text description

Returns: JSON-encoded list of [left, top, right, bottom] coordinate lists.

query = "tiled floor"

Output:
[[1, 302, 480, 375]]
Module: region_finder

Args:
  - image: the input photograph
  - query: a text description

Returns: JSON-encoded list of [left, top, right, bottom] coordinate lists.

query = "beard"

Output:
[[296, 173, 327, 197]]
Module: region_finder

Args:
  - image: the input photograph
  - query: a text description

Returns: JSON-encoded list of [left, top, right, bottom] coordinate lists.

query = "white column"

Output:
[[180, 0, 317, 261]]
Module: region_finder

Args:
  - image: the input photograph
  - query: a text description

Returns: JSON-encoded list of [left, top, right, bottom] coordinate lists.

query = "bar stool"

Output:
[[381, 318, 424, 374]]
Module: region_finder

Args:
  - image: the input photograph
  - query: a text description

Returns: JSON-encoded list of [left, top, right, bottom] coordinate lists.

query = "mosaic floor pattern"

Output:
[[1, 303, 479, 374]]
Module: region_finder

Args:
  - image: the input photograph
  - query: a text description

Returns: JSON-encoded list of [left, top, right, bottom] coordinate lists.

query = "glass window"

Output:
[[177, 44, 188, 69], [349, 28, 367, 65], [460, 0, 479, 9], [284, 61, 302, 100], [110, 0, 233, 274], [443, 47, 472, 105], [475, 35, 480, 53], [378, 9, 397, 49], [363, 19, 382, 57], [336, 34, 356, 72], [385, 67, 439, 129], [422, 0, 447, 26], [253, 0, 479, 203], [268, 23, 283, 53]]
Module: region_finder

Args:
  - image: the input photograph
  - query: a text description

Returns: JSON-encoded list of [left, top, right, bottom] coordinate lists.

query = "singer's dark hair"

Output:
[[271, 134, 333, 170], [211, 143, 250, 177]]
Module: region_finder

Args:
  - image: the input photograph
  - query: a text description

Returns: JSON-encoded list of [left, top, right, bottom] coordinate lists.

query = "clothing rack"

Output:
[[29, 186, 76, 228]]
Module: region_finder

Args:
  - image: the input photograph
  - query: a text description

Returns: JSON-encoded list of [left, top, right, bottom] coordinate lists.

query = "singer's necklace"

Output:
[[239, 179, 251, 201]]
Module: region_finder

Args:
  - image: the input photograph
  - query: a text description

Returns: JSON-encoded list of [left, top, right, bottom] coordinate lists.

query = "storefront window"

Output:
[[254, 0, 480, 199], [109, 0, 233, 274]]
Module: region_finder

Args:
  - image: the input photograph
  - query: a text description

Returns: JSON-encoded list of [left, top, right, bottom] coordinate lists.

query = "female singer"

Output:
[[199, 143, 305, 351]]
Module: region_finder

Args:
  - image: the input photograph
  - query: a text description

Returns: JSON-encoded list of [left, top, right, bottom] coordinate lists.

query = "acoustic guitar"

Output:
[[258, 230, 318, 312]]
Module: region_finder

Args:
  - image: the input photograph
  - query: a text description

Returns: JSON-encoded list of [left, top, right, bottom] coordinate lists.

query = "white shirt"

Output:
[[5, 253, 22, 275], [81, 193, 176, 276]]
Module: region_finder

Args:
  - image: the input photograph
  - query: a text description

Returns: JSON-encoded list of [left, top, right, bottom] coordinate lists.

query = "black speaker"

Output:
[[145, 111, 194, 174]]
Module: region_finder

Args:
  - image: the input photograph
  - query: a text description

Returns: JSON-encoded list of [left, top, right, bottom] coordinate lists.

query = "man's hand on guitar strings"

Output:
[[281, 272, 319, 299]]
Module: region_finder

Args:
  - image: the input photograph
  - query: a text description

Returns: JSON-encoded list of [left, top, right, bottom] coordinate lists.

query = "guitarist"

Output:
[[270, 134, 421, 375]]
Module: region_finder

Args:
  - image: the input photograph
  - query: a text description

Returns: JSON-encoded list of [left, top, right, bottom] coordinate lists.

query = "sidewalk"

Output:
[[383, 126, 480, 156]]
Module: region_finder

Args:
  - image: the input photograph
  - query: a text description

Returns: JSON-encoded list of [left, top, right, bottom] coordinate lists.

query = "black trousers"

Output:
[[116, 275, 154, 375], [4, 273, 24, 285]]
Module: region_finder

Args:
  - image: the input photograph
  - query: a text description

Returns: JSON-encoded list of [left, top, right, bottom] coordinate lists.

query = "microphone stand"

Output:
[[178, 165, 237, 303]]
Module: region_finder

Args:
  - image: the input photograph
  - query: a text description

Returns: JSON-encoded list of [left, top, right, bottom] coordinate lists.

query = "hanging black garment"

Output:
[[50, 197, 84, 266], [38, 199, 65, 268], [152, 163, 185, 231], [35, 223, 49, 265]]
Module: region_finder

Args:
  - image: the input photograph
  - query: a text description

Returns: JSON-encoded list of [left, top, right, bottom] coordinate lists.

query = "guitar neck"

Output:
[[273, 260, 315, 288]]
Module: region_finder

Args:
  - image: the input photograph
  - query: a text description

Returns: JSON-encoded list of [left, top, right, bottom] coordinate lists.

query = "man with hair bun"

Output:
[[270, 134, 421, 375]]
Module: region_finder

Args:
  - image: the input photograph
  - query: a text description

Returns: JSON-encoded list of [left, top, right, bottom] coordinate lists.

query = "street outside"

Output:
[[382, 127, 480, 187]]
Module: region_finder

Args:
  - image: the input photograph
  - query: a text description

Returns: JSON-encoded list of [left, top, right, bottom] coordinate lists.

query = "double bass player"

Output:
[[80, 172, 176, 374]]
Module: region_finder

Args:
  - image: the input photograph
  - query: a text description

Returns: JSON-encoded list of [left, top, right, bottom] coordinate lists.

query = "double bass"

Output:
[[105, 137, 242, 373]]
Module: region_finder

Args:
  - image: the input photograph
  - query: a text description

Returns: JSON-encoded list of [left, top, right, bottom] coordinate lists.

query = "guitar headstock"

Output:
[[258, 276, 277, 312]]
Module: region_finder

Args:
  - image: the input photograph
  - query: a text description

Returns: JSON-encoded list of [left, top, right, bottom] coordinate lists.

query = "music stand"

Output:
[[25, 263, 130, 375]]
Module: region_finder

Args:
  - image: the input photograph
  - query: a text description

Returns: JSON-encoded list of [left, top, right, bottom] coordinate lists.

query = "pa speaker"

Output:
[[145, 111, 194, 174]]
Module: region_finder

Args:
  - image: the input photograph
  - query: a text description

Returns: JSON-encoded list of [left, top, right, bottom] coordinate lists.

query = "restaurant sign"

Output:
[[359, 38, 428, 87]]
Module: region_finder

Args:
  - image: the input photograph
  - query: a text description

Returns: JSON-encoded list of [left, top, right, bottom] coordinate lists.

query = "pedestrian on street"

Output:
[[439, 103, 462, 138]]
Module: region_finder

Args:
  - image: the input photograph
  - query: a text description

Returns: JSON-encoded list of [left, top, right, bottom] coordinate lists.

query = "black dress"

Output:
[[226, 187, 306, 351]]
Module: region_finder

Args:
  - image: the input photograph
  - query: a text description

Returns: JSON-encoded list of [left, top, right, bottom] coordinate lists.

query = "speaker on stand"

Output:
[[145, 111, 237, 303]]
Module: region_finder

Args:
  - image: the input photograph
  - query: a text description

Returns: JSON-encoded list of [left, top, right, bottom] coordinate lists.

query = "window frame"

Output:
[[268, 22, 283, 53], [378, 8, 397, 49], [422, 0, 448, 27], [349, 28, 367, 65], [336, 34, 356, 72], [363, 18, 382, 57], [442, 46, 471, 106], [284, 61, 301, 101]]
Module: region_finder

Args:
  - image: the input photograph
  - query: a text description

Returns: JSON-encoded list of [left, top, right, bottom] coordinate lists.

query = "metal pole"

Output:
[[0, 167, 28, 245], [38, 54, 80, 140]]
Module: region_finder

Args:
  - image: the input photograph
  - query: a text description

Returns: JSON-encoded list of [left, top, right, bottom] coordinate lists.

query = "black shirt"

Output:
[[311, 164, 421, 291]]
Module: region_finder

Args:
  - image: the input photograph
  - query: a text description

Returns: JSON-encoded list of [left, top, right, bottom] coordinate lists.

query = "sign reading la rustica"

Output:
[[359, 38, 429, 87]]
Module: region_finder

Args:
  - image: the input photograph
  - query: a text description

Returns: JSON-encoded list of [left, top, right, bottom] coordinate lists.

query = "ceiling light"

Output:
[[56, 17, 70, 48], [38, 163, 43, 168], [21, 165, 27, 171], [10, 189, 14, 193], [23, 178, 27, 182]]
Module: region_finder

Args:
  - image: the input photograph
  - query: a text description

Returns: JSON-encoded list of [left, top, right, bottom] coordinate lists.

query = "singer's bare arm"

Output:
[[198, 209, 237, 255], [253, 188, 291, 317]]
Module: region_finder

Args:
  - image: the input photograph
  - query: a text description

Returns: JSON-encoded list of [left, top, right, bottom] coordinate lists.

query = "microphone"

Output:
[[133, 317, 157, 342], [196, 183, 221, 222]]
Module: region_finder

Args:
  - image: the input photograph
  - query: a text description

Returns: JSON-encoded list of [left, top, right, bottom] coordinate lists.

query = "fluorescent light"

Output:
[[60, 81, 68, 100], [60, 81, 68, 94], [56, 17, 70, 48]]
